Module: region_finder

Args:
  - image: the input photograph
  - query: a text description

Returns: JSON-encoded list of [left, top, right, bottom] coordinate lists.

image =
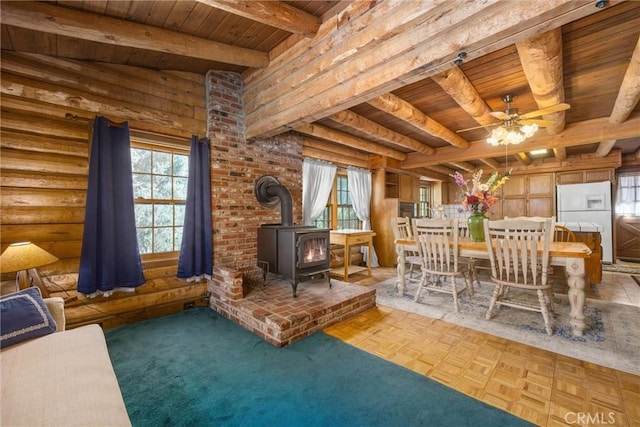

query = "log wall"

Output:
[[0, 52, 208, 325]]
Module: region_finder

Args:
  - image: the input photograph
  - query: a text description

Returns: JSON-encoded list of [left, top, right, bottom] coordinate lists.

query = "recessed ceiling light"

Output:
[[530, 149, 548, 156]]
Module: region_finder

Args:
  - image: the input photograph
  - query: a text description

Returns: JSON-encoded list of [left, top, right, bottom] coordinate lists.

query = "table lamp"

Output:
[[0, 242, 59, 297]]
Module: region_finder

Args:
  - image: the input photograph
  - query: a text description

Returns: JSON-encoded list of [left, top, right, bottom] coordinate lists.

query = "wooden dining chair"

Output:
[[391, 217, 422, 282], [554, 224, 576, 242], [412, 218, 472, 312], [483, 218, 555, 335], [550, 224, 577, 284]]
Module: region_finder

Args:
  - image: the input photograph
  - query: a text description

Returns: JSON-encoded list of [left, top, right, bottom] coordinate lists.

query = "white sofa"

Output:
[[1, 296, 132, 427]]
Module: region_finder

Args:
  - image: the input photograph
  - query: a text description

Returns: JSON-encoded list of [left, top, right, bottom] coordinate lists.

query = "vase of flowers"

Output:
[[452, 169, 510, 242]]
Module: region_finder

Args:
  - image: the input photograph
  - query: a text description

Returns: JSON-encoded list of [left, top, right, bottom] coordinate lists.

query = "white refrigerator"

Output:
[[556, 181, 613, 263]]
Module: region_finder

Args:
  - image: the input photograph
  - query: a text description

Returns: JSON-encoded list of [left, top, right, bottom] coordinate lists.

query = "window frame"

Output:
[[314, 172, 361, 230], [418, 182, 433, 218], [131, 140, 190, 261]]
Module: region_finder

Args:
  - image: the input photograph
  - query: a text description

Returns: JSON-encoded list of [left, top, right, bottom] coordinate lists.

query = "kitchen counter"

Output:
[[556, 222, 603, 287]]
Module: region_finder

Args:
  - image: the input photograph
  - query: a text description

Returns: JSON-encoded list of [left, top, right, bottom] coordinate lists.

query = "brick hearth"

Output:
[[208, 266, 376, 347]]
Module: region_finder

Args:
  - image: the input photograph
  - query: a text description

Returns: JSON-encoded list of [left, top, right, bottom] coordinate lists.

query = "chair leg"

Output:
[[451, 276, 459, 312], [486, 284, 502, 320], [544, 288, 555, 313], [537, 289, 553, 335], [414, 269, 428, 302]]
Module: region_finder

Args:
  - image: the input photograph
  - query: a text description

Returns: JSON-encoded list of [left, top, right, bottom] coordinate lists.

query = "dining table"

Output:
[[394, 237, 592, 337]]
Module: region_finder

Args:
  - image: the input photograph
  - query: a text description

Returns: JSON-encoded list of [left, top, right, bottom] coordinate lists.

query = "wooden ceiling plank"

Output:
[[294, 123, 406, 161], [196, 0, 320, 37], [402, 114, 640, 169], [0, 2, 269, 68], [609, 35, 640, 124], [516, 27, 566, 135], [367, 94, 470, 149], [430, 66, 498, 127], [246, 1, 604, 138], [329, 109, 435, 154]]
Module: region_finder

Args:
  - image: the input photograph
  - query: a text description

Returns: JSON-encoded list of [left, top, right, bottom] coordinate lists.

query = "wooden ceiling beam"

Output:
[[426, 165, 456, 177], [196, 0, 320, 37], [516, 28, 566, 135], [595, 140, 617, 157], [0, 2, 269, 68], [448, 161, 476, 173], [367, 94, 470, 149], [553, 147, 568, 161], [329, 110, 436, 154], [402, 114, 640, 169], [294, 123, 406, 161], [300, 135, 369, 160], [431, 66, 497, 127], [479, 158, 501, 170], [610, 36, 640, 124], [245, 1, 602, 138], [515, 152, 533, 166]]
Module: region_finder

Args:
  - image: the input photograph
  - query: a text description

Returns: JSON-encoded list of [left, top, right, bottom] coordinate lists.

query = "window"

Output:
[[418, 183, 433, 218], [131, 143, 189, 255], [616, 173, 640, 216], [336, 175, 360, 230], [313, 206, 331, 229], [314, 174, 360, 230]]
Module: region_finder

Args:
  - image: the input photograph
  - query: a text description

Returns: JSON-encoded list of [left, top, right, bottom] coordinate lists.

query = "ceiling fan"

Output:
[[457, 94, 571, 133]]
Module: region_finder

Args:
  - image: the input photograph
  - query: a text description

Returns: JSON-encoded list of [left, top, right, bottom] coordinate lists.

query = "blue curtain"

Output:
[[78, 117, 145, 296], [178, 136, 213, 280]]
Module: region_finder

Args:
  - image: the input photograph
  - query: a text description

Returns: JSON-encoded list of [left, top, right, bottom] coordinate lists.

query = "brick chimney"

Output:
[[206, 71, 304, 270]]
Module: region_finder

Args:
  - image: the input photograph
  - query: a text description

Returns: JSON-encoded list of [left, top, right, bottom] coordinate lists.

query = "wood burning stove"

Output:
[[255, 176, 330, 297]]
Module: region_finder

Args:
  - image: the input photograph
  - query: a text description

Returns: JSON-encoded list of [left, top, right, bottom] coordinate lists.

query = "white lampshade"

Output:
[[0, 242, 59, 273]]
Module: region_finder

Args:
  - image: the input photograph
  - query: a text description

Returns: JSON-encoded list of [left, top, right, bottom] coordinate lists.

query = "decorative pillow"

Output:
[[0, 287, 57, 349]]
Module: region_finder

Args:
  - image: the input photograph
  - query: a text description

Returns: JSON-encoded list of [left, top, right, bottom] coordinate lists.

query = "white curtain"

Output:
[[616, 174, 640, 216], [302, 158, 337, 225], [347, 166, 379, 267]]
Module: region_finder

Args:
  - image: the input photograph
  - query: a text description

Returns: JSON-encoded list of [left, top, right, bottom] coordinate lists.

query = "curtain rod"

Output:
[[65, 113, 205, 145]]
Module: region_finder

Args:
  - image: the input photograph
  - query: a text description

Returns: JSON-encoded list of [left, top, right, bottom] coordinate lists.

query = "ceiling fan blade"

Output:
[[519, 119, 556, 127], [489, 111, 510, 120], [520, 103, 571, 119], [456, 123, 499, 133]]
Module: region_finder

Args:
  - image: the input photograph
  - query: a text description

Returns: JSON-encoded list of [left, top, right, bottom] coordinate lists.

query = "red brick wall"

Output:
[[206, 71, 303, 270]]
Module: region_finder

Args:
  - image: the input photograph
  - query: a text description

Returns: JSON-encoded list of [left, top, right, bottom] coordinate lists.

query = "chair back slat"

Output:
[[391, 217, 412, 240], [483, 218, 552, 288], [413, 218, 459, 274]]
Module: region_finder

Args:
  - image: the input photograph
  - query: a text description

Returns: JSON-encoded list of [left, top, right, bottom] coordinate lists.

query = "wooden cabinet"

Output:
[[399, 174, 419, 201], [384, 171, 418, 201], [501, 172, 554, 219], [557, 168, 614, 185]]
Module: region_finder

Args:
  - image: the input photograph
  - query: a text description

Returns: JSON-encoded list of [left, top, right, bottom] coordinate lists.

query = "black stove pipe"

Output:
[[254, 175, 294, 227], [266, 184, 293, 226]]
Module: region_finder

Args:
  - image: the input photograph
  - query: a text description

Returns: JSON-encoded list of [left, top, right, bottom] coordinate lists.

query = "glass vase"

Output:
[[467, 213, 487, 242]]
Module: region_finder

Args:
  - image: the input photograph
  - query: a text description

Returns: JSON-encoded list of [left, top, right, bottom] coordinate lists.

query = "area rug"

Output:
[[105, 308, 532, 427], [374, 275, 639, 376]]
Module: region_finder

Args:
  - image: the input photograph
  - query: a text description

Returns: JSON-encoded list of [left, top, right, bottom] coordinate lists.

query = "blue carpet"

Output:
[[105, 308, 532, 427]]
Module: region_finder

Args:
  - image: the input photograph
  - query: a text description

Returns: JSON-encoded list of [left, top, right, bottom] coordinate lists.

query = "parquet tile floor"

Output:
[[325, 267, 640, 426]]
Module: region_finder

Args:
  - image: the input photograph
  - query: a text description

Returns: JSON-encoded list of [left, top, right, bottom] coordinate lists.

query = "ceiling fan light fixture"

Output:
[[487, 122, 538, 146]]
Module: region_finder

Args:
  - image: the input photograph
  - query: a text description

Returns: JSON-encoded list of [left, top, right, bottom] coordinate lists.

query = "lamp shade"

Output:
[[0, 242, 59, 273]]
